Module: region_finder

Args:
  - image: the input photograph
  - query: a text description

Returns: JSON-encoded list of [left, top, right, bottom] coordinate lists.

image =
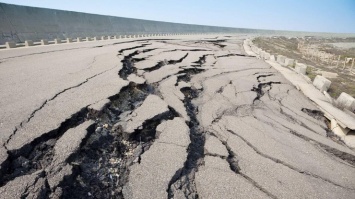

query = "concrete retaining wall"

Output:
[[2, 3, 354, 45], [0, 3, 275, 44]]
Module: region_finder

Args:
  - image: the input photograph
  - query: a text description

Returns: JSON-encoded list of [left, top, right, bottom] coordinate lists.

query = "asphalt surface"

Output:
[[0, 35, 355, 199]]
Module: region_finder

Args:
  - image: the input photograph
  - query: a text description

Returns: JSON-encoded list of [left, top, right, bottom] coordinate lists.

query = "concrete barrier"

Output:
[[101, 36, 106, 40], [1, 3, 282, 45], [277, 55, 286, 65], [41, 39, 48, 45], [285, 58, 295, 67], [270, 55, 276, 61], [93, 37, 99, 41], [313, 75, 331, 92], [336, 92, 355, 111], [295, 63, 307, 75], [258, 51, 263, 58], [54, 38, 61, 44], [77, 37, 82, 42], [0, 3, 332, 45], [66, 38, 72, 43], [264, 52, 271, 60], [25, 40, 34, 47], [6, 41, 16, 49]]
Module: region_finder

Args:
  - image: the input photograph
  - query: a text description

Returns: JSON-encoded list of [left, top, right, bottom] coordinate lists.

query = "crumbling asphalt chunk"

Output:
[[143, 53, 189, 72], [0, 108, 89, 188], [301, 108, 324, 120], [3, 37, 355, 199], [117, 94, 170, 137], [57, 80, 179, 198], [122, 118, 190, 199], [251, 81, 281, 102], [118, 44, 151, 54], [167, 87, 205, 199]]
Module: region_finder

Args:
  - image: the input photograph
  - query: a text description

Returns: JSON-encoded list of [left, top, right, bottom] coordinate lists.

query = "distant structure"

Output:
[[0, 3, 265, 44], [1, 3, 354, 45]]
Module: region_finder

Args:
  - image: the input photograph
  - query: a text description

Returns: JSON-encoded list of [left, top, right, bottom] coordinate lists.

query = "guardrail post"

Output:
[[41, 39, 48, 45], [54, 38, 61, 44], [5, 41, 16, 49], [25, 40, 34, 47]]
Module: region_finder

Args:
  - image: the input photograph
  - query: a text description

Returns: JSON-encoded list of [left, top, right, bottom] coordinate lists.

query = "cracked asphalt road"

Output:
[[0, 35, 355, 199]]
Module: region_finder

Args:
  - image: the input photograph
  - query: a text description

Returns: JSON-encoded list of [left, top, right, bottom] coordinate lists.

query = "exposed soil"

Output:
[[253, 36, 355, 98]]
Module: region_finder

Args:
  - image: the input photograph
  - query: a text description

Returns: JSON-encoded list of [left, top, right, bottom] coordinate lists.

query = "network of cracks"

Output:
[[1, 38, 355, 199]]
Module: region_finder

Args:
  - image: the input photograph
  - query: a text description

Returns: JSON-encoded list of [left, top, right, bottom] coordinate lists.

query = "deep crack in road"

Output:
[[0, 36, 355, 199]]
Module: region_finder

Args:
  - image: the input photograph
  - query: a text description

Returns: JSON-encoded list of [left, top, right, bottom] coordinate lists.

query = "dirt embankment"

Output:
[[253, 36, 355, 98]]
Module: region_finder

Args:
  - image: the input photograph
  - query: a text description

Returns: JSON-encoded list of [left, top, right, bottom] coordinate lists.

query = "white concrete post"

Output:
[[5, 41, 16, 49], [93, 37, 99, 41], [295, 63, 307, 75], [101, 36, 106, 40], [86, 37, 91, 41], [313, 75, 331, 92], [66, 38, 72, 43], [54, 38, 61, 44], [336, 55, 341, 67], [25, 40, 34, 47], [77, 37, 82, 42], [343, 57, 347, 70], [41, 39, 48, 45]]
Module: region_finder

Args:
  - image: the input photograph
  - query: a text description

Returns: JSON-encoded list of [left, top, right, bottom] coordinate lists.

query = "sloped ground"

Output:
[[253, 36, 355, 98], [0, 35, 355, 198]]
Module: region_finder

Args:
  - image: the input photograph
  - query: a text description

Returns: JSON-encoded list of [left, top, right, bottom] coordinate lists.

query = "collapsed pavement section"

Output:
[[0, 35, 355, 198]]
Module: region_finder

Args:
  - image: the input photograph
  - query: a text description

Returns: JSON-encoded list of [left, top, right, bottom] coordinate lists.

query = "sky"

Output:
[[1, 0, 355, 33]]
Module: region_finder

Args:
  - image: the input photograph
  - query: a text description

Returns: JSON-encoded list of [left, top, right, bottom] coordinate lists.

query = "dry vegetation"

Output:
[[253, 36, 355, 98]]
